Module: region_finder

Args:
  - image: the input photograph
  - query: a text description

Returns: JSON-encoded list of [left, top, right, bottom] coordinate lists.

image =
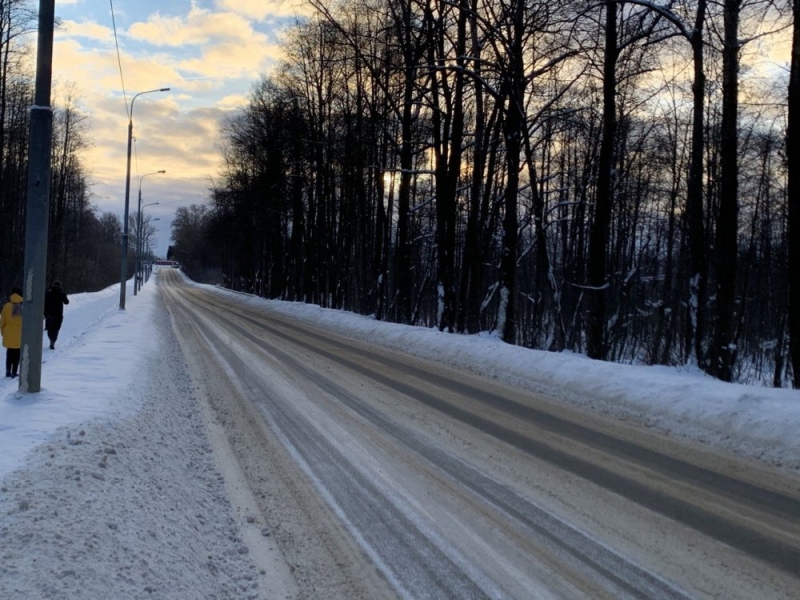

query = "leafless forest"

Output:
[[3, 0, 800, 388], [173, 0, 800, 387]]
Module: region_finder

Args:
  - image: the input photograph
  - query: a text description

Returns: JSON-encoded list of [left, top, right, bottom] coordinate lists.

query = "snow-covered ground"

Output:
[[1, 270, 798, 597]]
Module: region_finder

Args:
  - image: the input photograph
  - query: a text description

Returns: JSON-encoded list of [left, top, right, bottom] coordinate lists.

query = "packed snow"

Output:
[[1, 270, 798, 598]]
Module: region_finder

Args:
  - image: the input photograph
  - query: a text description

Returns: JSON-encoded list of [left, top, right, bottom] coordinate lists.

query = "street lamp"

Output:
[[136, 208, 160, 293], [145, 222, 161, 283], [135, 201, 160, 294], [134, 170, 165, 295], [140, 217, 160, 286], [119, 87, 169, 310]]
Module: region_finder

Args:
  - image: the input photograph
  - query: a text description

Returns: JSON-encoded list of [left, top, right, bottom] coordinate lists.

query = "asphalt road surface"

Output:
[[159, 269, 800, 600]]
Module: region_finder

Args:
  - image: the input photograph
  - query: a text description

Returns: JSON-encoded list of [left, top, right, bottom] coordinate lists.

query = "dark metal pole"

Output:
[[118, 88, 169, 310], [19, 0, 56, 394], [134, 186, 142, 296], [134, 171, 164, 295], [119, 115, 134, 309]]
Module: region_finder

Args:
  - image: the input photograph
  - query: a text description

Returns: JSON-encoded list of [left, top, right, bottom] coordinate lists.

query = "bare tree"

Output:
[[789, 0, 800, 386], [706, 0, 742, 381]]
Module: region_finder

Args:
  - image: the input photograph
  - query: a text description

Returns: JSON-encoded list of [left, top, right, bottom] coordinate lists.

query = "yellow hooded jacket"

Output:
[[1, 292, 23, 349]]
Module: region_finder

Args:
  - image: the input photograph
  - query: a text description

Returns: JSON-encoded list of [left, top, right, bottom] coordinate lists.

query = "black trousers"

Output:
[[45, 315, 63, 343], [5, 348, 20, 375]]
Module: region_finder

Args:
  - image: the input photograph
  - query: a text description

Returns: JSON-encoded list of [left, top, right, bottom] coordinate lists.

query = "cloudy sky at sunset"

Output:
[[50, 0, 311, 256], [43, 1, 793, 258]]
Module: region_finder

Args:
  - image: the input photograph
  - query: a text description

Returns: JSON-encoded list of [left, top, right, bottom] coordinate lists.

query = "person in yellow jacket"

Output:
[[1, 287, 23, 378]]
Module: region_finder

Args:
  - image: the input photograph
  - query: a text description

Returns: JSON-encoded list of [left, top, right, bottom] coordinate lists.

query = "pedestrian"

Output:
[[44, 280, 69, 350], [1, 287, 23, 378]]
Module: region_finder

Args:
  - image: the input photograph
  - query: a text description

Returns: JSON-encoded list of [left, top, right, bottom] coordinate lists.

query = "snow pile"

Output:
[[1, 281, 261, 599]]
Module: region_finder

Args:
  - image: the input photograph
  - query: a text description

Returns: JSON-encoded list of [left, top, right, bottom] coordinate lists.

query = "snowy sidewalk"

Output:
[[0, 280, 156, 477], [1, 278, 263, 599]]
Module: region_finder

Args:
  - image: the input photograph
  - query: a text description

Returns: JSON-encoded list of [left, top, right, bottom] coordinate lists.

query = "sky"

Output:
[[1, 270, 799, 596], [48, 0, 313, 257]]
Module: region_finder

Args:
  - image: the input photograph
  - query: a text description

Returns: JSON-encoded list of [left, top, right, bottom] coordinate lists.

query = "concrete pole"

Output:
[[19, 0, 56, 394]]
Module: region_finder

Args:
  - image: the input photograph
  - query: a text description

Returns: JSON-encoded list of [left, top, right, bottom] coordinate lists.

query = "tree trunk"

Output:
[[496, 0, 524, 343], [686, 0, 708, 367], [457, 0, 488, 334], [391, 0, 423, 324], [430, 0, 466, 333], [709, 0, 740, 381], [586, 1, 617, 360], [789, 0, 800, 387]]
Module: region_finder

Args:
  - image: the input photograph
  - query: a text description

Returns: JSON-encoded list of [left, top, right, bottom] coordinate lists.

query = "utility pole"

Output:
[[134, 171, 164, 296], [19, 0, 56, 394], [119, 88, 169, 310]]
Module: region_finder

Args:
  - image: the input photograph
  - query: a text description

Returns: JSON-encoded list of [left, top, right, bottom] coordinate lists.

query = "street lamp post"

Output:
[[135, 202, 160, 294], [145, 223, 161, 284], [134, 170, 165, 295], [139, 217, 160, 288], [119, 88, 169, 310]]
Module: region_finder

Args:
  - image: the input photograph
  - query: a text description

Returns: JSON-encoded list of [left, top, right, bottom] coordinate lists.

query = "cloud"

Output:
[[51, 36, 233, 215], [214, 0, 313, 21], [52, 39, 127, 97], [129, 4, 261, 48], [84, 98, 234, 219], [216, 93, 249, 110], [60, 20, 112, 42], [179, 40, 284, 80], [124, 4, 284, 80], [52, 39, 178, 103]]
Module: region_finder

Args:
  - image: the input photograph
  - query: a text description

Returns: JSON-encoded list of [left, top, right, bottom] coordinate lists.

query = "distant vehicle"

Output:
[[154, 259, 181, 269]]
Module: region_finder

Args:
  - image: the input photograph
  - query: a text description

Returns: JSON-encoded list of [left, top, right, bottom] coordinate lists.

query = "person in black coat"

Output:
[[44, 280, 69, 349]]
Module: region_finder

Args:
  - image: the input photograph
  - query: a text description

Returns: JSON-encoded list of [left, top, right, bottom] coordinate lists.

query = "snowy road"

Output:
[[160, 269, 800, 599]]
